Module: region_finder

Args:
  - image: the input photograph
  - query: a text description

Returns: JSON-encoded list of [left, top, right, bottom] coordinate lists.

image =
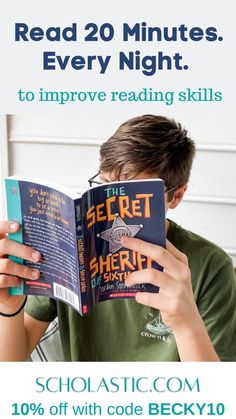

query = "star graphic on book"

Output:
[[97, 215, 143, 254]]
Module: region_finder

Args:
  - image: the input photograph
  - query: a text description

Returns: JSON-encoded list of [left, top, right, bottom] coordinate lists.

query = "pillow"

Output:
[[30, 318, 64, 362]]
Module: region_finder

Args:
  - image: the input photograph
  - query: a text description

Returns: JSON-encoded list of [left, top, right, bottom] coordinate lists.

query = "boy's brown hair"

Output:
[[100, 114, 195, 198]]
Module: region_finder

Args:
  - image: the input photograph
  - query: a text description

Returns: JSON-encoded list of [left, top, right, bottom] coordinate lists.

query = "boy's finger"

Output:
[[0, 238, 41, 262], [0, 221, 20, 235], [0, 258, 41, 280], [125, 268, 173, 293], [166, 240, 188, 265], [121, 235, 181, 270], [135, 291, 169, 312], [0, 275, 21, 288]]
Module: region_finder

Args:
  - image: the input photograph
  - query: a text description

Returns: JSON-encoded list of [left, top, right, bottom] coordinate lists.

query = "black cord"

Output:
[[0, 296, 27, 317]]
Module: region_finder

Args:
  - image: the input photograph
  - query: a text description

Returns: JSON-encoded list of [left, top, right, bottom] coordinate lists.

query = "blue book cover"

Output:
[[5, 177, 165, 316]]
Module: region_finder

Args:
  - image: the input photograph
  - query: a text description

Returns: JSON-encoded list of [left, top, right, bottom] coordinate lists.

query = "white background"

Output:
[[0, 363, 235, 418], [0, 0, 235, 411]]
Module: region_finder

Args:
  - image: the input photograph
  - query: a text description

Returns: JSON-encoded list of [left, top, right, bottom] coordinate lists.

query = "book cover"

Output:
[[5, 177, 165, 315]]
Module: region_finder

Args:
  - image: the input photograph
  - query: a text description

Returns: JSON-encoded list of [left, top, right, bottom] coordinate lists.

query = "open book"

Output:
[[5, 176, 166, 316]]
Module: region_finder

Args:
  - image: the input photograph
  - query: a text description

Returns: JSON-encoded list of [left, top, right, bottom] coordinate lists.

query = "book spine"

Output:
[[5, 179, 25, 295], [75, 199, 90, 315]]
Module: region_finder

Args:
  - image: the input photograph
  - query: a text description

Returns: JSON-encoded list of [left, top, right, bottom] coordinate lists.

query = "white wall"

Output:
[[0, 113, 236, 265]]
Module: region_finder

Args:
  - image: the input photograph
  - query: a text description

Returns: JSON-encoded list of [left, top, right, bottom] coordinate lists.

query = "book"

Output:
[[5, 176, 166, 316]]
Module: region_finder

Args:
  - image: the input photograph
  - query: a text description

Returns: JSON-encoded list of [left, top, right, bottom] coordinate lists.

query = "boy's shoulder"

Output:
[[168, 219, 233, 272], [168, 220, 235, 306]]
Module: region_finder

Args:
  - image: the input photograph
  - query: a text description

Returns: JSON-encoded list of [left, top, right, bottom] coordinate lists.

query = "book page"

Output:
[[6, 179, 81, 312]]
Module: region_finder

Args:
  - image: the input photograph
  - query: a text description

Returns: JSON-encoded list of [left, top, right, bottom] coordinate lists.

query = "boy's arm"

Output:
[[170, 317, 219, 361], [0, 308, 49, 361], [121, 235, 220, 361], [0, 221, 49, 361]]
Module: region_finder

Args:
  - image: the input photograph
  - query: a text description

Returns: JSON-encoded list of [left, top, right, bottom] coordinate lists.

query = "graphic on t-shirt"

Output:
[[145, 312, 172, 336]]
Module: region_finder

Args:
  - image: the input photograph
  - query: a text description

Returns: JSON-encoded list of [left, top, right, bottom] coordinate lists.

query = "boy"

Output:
[[0, 115, 235, 361]]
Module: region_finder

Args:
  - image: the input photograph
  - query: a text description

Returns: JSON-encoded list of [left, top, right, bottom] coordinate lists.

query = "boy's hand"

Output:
[[121, 235, 201, 335], [0, 221, 41, 314]]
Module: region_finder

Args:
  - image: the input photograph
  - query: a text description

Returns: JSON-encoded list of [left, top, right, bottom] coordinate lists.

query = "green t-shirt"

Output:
[[25, 220, 236, 361]]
